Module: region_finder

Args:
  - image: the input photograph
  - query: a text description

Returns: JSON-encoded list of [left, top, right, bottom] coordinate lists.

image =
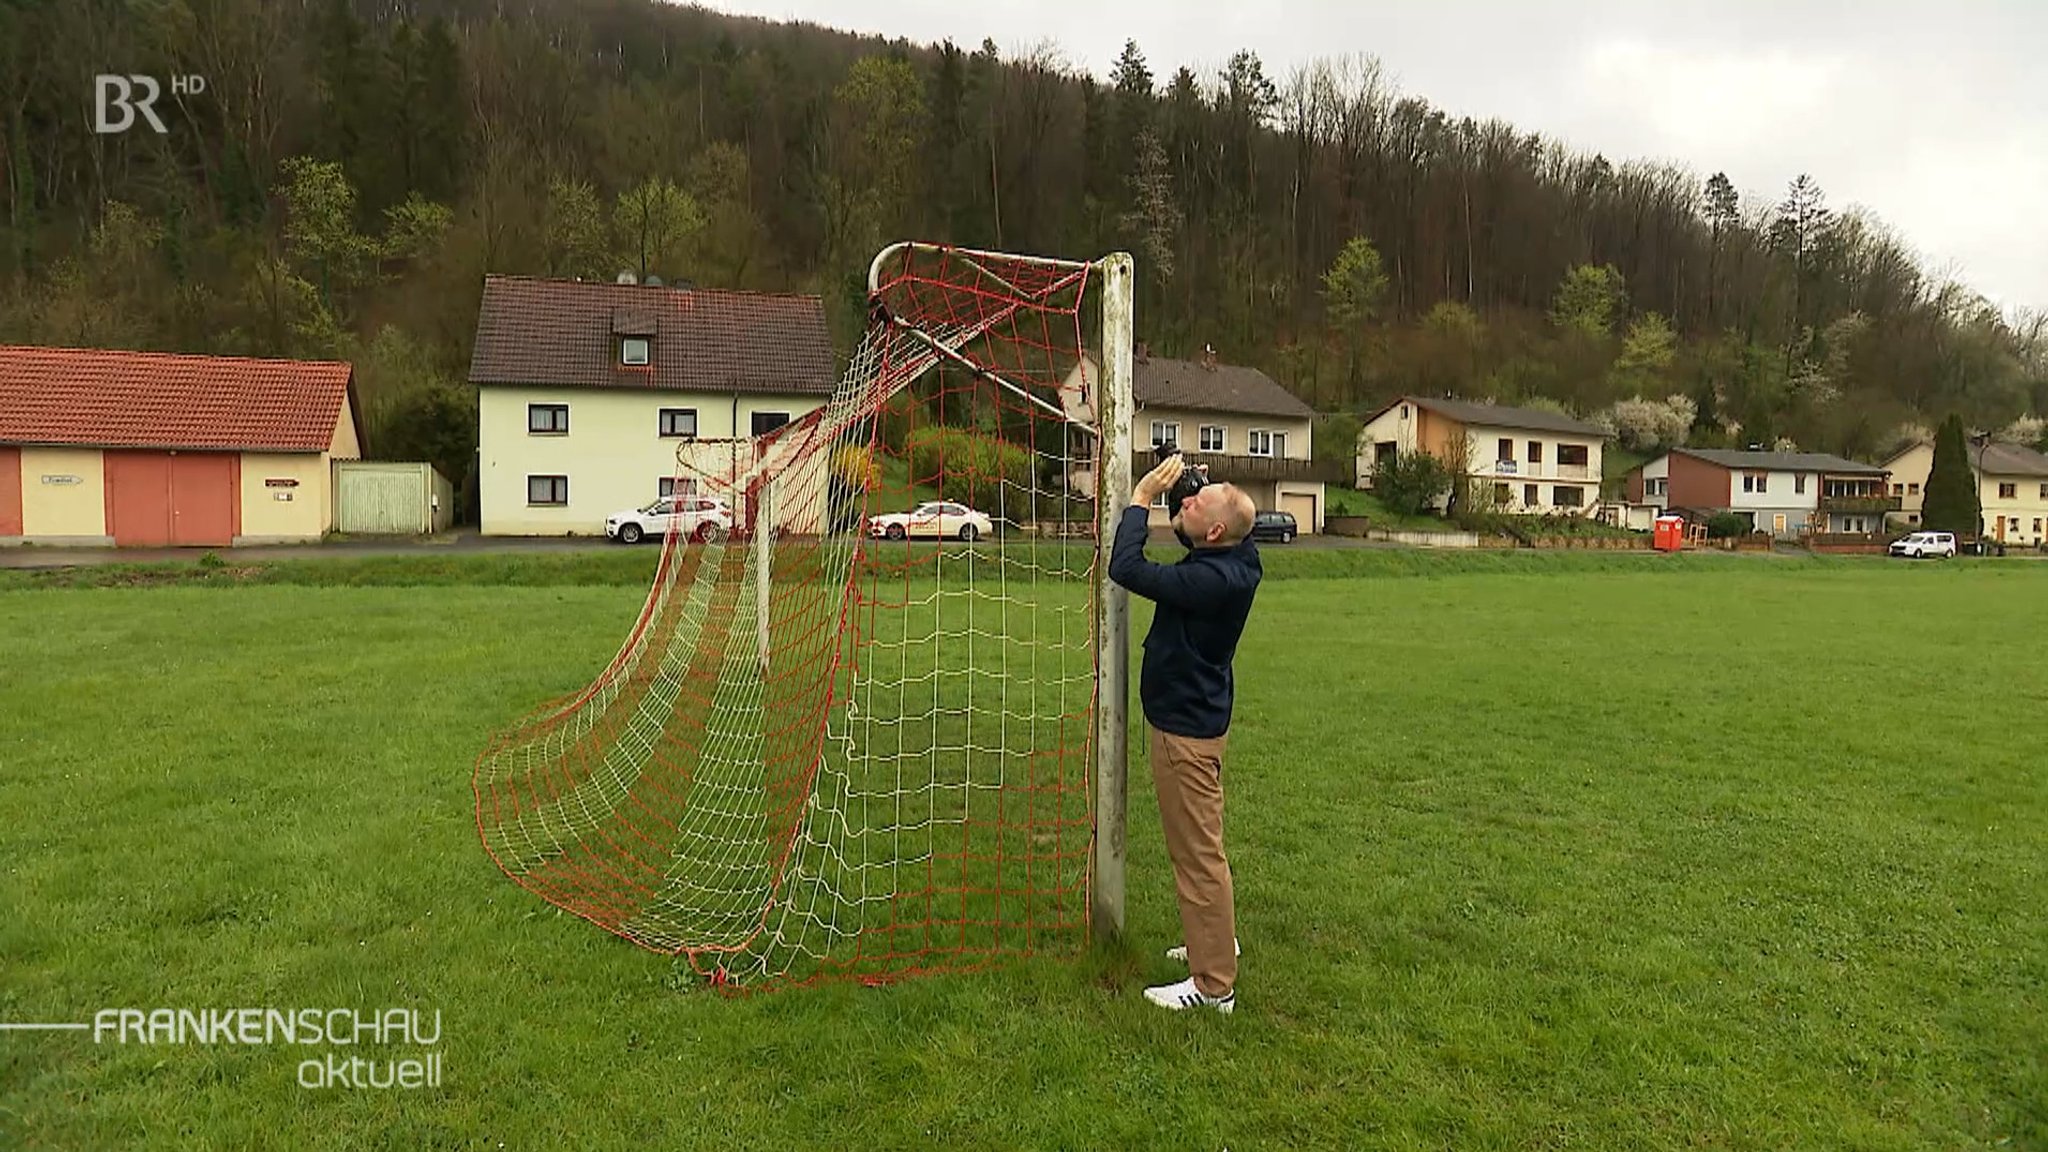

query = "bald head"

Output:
[[1173, 481, 1257, 547]]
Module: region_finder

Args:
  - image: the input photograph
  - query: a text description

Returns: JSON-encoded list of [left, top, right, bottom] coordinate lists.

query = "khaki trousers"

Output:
[[1149, 725, 1236, 997]]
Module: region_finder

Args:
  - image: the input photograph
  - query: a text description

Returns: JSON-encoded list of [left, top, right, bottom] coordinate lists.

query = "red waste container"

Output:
[[1654, 515, 1685, 552]]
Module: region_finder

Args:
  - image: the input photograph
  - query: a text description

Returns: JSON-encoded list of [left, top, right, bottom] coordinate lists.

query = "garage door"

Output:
[[0, 447, 21, 536], [106, 451, 237, 547], [1279, 492, 1317, 535]]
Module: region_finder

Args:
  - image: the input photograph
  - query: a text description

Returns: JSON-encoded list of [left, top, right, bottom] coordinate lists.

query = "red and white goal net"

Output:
[[474, 244, 1133, 989]]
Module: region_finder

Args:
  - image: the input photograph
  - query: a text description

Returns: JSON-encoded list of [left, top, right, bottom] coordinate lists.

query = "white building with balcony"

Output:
[[1356, 396, 1609, 514]]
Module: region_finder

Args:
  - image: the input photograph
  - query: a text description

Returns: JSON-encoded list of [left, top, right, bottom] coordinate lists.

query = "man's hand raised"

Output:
[[1133, 454, 1184, 509]]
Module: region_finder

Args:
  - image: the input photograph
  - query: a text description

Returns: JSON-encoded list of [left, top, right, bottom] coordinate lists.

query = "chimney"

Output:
[[1201, 343, 1217, 370]]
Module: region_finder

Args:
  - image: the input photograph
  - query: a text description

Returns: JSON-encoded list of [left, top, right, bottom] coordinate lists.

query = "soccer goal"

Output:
[[473, 243, 1136, 989]]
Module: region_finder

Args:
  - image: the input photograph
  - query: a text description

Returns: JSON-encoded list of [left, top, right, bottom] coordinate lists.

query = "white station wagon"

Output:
[[605, 495, 732, 545]]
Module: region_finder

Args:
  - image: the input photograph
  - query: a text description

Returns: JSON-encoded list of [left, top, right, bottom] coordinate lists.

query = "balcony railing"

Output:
[[1485, 460, 1593, 481], [1818, 494, 1903, 514], [1136, 450, 1347, 485]]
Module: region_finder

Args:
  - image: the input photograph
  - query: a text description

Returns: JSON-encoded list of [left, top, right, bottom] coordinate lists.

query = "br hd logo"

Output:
[[94, 74, 205, 135]]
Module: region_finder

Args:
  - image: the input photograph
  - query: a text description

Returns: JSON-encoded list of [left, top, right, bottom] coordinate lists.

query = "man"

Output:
[[1109, 451, 1262, 1014]]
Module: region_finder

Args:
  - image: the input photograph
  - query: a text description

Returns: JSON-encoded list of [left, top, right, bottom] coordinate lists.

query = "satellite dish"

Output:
[[644, 274, 664, 287], [615, 270, 638, 285]]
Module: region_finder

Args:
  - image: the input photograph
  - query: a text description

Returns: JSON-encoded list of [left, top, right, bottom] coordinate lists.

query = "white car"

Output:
[[605, 495, 732, 545], [867, 501, 994, 542], [1888, 530, 1956, 559]]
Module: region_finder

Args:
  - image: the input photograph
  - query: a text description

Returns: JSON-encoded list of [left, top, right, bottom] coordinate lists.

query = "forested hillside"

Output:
[[5, 0, 2044, 503]]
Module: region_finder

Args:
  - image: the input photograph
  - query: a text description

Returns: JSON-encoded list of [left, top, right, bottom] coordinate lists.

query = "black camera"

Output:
[[1153, 443, 1210, 509]]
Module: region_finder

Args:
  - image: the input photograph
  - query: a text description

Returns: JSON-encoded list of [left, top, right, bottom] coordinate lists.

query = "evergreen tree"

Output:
[[1922, 414, 1982, 536]]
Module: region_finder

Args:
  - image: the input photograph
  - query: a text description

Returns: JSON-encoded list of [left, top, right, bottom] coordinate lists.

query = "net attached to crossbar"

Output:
[[474, 244, 1125, 989]]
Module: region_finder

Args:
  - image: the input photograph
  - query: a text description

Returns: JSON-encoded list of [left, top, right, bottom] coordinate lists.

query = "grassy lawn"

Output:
[[2, 554, 2043, 1148], [1323, 485, 1448, 532]]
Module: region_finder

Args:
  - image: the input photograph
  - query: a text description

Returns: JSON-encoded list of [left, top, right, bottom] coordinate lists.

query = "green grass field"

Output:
[[2, 551, 2043, 1149]]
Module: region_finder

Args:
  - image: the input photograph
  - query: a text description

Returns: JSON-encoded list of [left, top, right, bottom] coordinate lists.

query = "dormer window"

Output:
[[621, 337, 650, 366]]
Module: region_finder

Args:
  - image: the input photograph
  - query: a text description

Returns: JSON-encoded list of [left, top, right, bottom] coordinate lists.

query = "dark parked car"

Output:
[[1250, 510, 1298, 543]]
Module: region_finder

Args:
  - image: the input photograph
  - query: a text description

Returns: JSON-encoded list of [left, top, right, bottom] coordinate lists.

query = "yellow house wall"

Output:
[[18, 447, 108, 540], [1981, 474, 2048, 546], [1883, 443, 1934, 523], [479, 386, 832, 535], [239, 453, 332, 541], [332, 391, 362, 461], [1136, 405, 1312, 460]]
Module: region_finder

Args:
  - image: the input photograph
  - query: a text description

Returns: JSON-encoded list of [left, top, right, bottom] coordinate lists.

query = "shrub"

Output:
[[1705, 512, 1748, 539], [905, 426, 1036, 518], [1373, 449, 1453, 517]]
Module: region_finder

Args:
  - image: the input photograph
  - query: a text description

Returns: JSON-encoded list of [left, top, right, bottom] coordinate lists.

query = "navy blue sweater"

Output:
[[1107, 505, 1263, 739]]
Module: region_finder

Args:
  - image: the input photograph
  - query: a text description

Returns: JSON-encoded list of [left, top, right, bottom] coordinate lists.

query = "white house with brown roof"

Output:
[[1357, 396, 1609, 515], [1062, 346, 1334, 532], [1625, 447, 1893, 537], [468, 275, 838, 536], [0, 345, 360, 547]]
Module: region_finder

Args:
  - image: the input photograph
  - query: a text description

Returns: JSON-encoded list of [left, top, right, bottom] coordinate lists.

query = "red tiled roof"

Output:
[[468, 275, 837, 396], [0, 345, 354, 452]]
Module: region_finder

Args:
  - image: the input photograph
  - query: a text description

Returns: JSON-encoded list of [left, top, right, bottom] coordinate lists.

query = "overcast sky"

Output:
[[700, 0, 2046, 315]]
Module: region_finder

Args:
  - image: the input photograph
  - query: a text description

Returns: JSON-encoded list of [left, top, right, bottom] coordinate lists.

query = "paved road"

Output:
[[0, 528, 1404, 570]]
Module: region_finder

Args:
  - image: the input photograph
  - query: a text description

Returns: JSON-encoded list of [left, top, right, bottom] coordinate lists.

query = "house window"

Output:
[[620, 337, 650, 366], [658, 477, 700, 499], [1909, 483, 1920, 495], [1743, 472, 1768, 494], [1199, 425, 1225, 452], [1557, 444, 1589, 468], [1247, 430, 1276, 457], [527, 475, 568, 506], [1527, 441, 1543, 464], [1493, 483, 1511, 503], [2034, 519, 2043, 533], [751, 411, 790, 436], [1150, 420, 1180, 449], [1892, 483, 1904, 496], [1400, 405, 1409, 419], [1524, 484, 1540, 507], [659, 408, 698, 438], [1999, 482, 2017, 499], [1497, 438, 1514, 464], [528, 404, 568, 435], [1553, 486, 1584, 508], [1646, 477, 1668, 497], [2039, 483, 2048, 500], [1794, 475, 1806, 495]]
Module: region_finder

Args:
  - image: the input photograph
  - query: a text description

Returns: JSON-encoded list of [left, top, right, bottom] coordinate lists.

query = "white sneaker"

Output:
[[1165, 938, 1240, 963], [1143, 976, 1235, 1014]]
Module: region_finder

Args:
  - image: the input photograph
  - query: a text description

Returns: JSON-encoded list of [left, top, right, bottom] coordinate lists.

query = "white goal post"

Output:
[[862, 242, 1136, 942]]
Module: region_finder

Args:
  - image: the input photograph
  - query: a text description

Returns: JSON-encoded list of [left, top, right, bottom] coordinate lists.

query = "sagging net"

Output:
[[474, 245, 1119, 989]]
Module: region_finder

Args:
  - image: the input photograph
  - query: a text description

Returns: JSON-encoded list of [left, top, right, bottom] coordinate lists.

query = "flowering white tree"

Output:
[[1596, 394, 1697, 451]]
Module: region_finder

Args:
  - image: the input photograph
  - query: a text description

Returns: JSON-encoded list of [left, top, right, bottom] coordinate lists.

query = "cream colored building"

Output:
[[468, 276, 839, 536], [0, 345, 359, 547], [1357, 396, 1608, 515], [1882, 438, 2048, 546]]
